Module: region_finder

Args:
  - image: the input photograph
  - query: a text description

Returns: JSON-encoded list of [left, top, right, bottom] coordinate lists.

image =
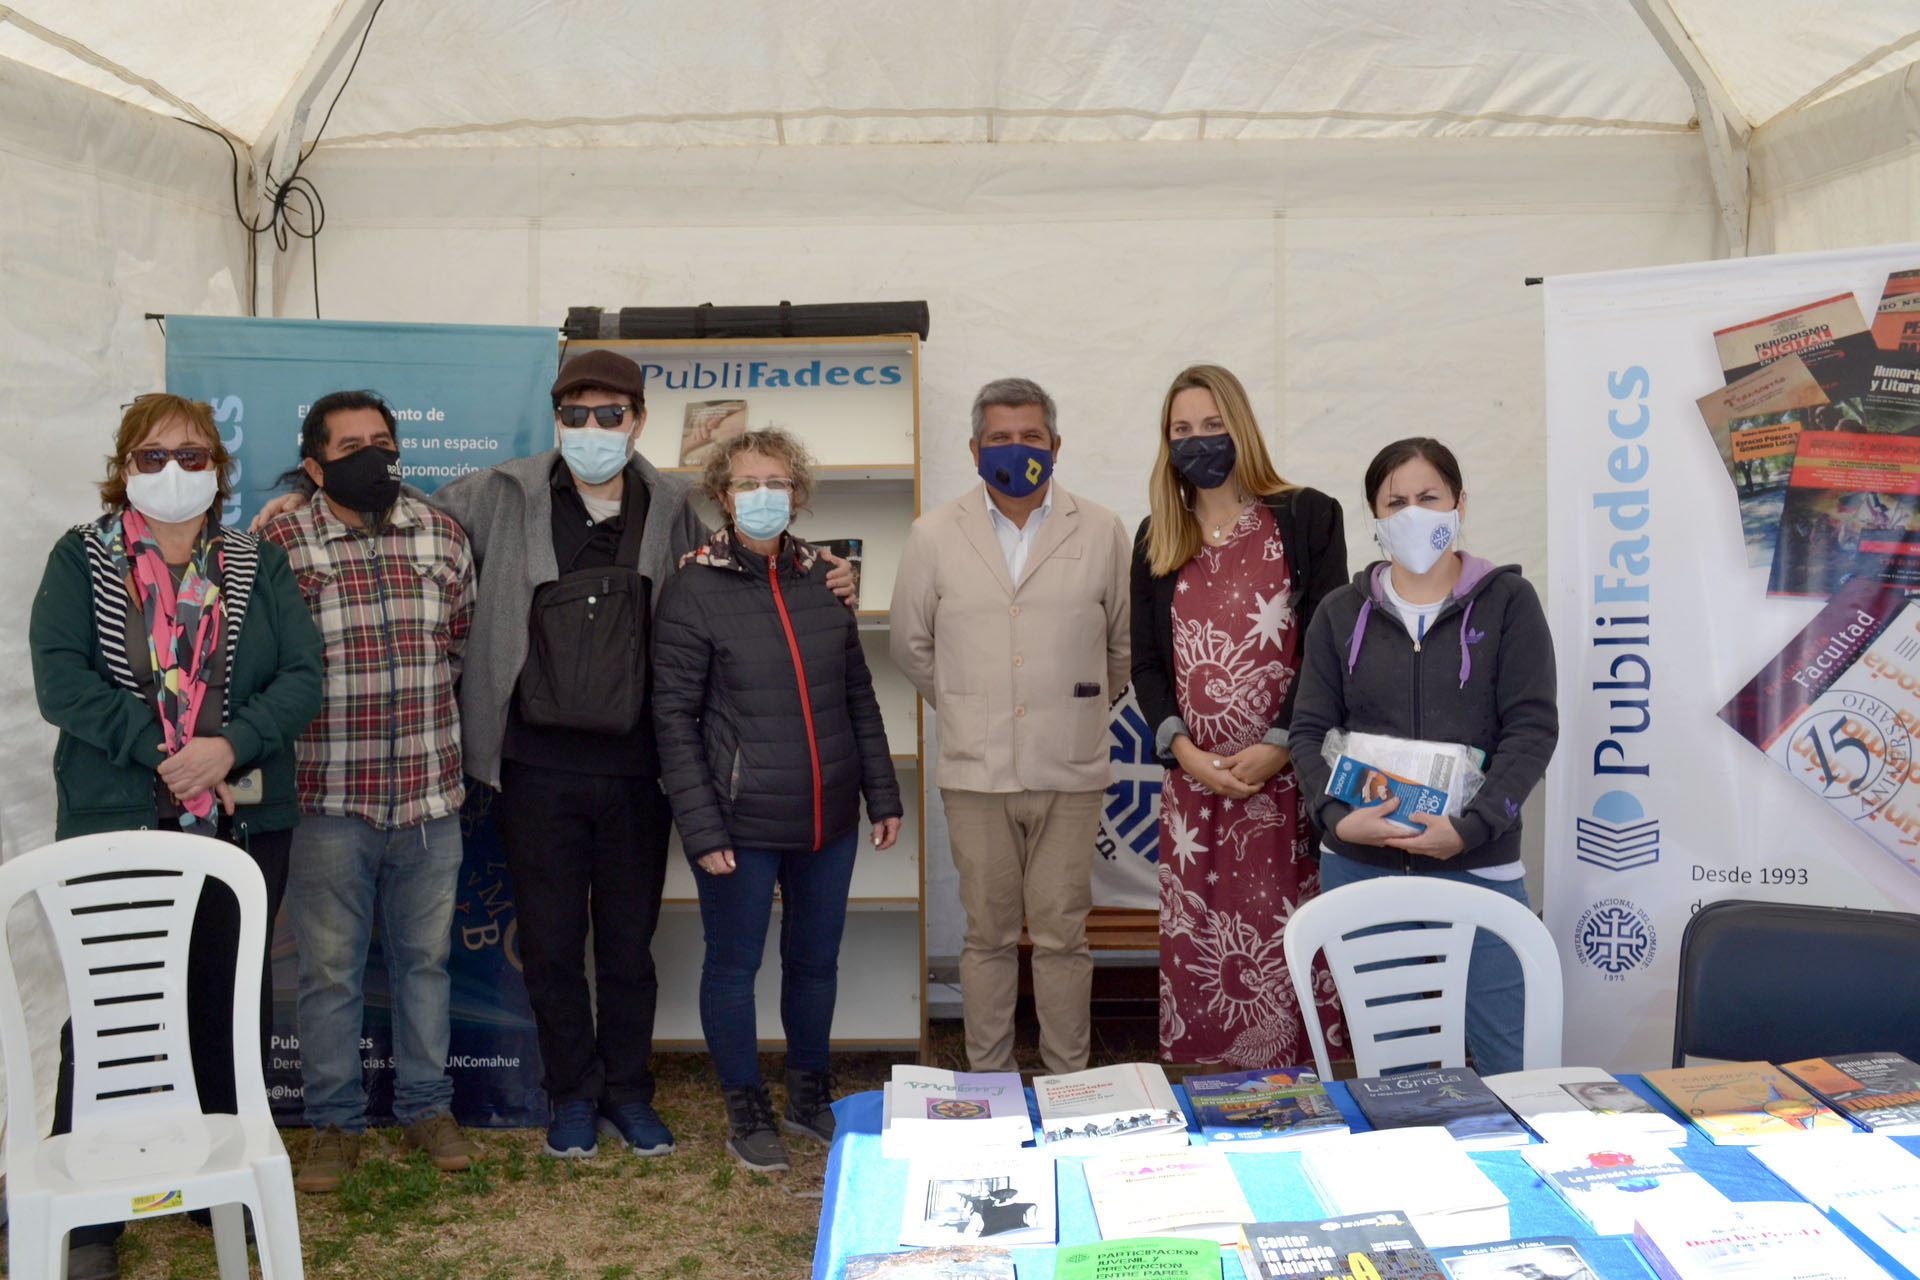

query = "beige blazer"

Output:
[[890, 482, 1130, 794]]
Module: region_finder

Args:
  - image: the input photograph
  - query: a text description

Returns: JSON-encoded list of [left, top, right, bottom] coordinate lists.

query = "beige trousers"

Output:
[[941, 788, 1103, 1076]]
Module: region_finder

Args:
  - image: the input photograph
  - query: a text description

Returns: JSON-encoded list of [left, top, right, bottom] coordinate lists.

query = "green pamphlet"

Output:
[[1053, 1235, 1221, 1280]]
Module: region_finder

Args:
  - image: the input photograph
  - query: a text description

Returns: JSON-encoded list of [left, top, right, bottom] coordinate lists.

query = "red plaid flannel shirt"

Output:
[[262, 494, 475, 828]]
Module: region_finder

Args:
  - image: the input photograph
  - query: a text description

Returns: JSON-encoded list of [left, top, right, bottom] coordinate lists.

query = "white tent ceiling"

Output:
[[3, 0, 1919, 152]]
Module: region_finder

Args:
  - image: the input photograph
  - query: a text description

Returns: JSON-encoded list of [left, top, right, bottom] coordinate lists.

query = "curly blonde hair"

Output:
[[699, 427, 817, 523]]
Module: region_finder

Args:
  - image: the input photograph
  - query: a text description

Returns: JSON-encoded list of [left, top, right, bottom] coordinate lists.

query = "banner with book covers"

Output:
[[1544, 242, 1920, 1071]]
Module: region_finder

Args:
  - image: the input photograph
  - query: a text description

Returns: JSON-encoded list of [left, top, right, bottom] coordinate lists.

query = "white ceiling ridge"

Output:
[[1774, 27, 1920, 121], [0, 4, 230, 139], [1629, 0, 1750, 255]]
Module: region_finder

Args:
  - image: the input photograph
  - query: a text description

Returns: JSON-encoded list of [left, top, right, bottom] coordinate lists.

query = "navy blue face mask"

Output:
[[977, 442, 1054, 498], [1169, 434, 1237, 490]]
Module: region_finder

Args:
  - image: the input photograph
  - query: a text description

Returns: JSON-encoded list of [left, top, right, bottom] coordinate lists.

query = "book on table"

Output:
[[1184, 1066, 1349, 1150], [898, 1150, 1057, 1249], [1078, 1148, 1255, 1244], [1347, 1069, 1531, 1149], [1518, 1142, 1728, 1236], [1051, 1237, 1220, 1280], [1033, 1062, 1189, 1157], [1237, 1210, 1445, 1280], [843, 1245, 1016, 1279], [1781, 1051, 1920, 1134], [1641, 1061, 1853, 1144], [1299, 1127, 1510, 1248], [882, 1066, 1034, 1159], [1632, 1201, 1890, 1280], [1749, 1131, 1920, 1275], [1429, 1237, 1599, 1280], [1481, 1066, 1686, 1145]]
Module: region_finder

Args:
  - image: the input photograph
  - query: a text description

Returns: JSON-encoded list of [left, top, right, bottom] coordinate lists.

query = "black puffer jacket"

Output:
[[653, 529, 902, 858]]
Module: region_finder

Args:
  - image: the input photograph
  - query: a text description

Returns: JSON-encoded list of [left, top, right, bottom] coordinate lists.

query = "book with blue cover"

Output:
[[1349, 1069, 1530, 1149], [1185, 1066, 1348, 1149]]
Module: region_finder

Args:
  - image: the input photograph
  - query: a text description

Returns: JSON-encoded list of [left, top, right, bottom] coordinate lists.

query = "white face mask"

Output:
[[1373, 504, 1460, 574], [125, 461, 220, 525]]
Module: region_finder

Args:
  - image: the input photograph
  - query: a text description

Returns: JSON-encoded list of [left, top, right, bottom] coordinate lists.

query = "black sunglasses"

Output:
[[557, 404, 632, 429], [129, 446, 213, 474]]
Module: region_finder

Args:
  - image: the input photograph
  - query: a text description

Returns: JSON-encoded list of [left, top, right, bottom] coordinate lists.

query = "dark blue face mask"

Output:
[[977, 442, 1054, 498], [1169, 433, 1238, 490]]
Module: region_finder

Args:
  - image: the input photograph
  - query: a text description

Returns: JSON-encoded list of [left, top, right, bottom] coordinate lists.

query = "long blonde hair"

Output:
[[1144, 365, 1295, 576]]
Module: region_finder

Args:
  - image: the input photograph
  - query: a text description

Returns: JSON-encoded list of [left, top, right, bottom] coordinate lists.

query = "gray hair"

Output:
[[970, 377, 1058, 443]]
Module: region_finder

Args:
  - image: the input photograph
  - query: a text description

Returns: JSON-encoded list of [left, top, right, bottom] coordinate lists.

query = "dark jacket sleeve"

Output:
[[1452, 577, 1559, 853], [1289, 593, 1354, 836], [651, 573, 731, 859], [220, 540, 323, 769], [845, 618, 903, 821], [29, 531, 166, 770], [1128, 516, 1179, 759], [1274, 487, 1347, 741]]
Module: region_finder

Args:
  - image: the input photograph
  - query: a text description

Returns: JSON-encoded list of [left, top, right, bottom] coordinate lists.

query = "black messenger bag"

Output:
[[516, 513, 649, 735]]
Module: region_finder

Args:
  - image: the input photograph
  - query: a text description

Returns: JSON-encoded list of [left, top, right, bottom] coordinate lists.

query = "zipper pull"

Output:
[[1413, 640, 1422, 653]]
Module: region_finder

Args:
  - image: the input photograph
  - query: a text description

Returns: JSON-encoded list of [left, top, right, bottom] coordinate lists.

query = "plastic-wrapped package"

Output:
[[1321, 730, 1486, 833]]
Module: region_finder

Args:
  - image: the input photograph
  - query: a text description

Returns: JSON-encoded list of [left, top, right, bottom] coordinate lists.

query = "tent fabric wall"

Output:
[[1751, 62, 1920, 254]]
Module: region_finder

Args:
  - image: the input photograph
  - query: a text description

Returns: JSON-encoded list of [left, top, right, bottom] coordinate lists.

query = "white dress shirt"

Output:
[[984, 483, 1053, 584]]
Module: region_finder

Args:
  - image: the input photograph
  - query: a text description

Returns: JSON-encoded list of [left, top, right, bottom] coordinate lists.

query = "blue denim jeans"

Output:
[[694, 828, 859, 1090], [1316, 850, 1530, 1076], [287, 813, 463, 1130]]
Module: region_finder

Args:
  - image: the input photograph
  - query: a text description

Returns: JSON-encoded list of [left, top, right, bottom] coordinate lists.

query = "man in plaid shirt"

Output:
[[260, 390, 479, 1193]]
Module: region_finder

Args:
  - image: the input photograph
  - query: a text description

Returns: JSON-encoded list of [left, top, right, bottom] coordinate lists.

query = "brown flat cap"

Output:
[[552, 349, 647, 403]]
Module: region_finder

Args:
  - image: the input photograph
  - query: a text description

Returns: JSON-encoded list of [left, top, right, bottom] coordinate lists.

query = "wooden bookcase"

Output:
[[567, 335, 926, 1053]]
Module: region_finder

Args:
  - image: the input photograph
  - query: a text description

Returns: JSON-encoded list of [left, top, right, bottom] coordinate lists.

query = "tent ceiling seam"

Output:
[[1627, 0, 1749, 256], [1774, 28, 1920, 121], [0, 4, 230, 139]]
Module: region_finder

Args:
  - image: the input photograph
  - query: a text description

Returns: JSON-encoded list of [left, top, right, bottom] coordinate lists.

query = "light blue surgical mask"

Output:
[[557, 425, 630, 485], [732, 486, 791, 540]]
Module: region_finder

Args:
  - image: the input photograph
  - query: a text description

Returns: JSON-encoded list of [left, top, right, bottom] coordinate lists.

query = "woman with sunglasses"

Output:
[[652, 428, 902, 1174], [28, 393, 320, 1280]]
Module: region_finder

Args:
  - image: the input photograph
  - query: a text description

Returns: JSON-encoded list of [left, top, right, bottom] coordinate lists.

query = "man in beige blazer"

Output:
[[891, 377, 1130, 1075]]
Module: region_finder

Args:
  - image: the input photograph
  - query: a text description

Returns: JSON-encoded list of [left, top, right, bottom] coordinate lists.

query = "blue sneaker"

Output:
[[545, 1098, 599, 1158], [599, 1098, 676, 1156]]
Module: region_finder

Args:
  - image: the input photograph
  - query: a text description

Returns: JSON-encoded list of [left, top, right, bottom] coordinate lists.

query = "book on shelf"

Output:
[[881, 1067, 1033, 1160], [1237, 1210, 1444, 1280], [1716, 292, 1877, 410], [1430, 1237, 1598, 1280], [1051, 1236, 1219, 1280], [1347, 1069, 1531, 1149], [1764, 428, 1920, 600], [1184, 1066, 1348, 1149], [843, 1245, 1015, 1279], [1641, 1061, 1852, 1145], [679, 398, 748, 467], [1632, 1201, 1889, 1280], [1299, 1127, 1510, 1248], [1033, 1062, 1189, 1157], [1480, 1067, 1686, 1145], [1781, 1051, 1920, 1134], [898, 1150, 1057, 1248], [1079, 1148, 1254, 1244], [1518, 1143, 1727, 1236], [814, 536, 863, 609]]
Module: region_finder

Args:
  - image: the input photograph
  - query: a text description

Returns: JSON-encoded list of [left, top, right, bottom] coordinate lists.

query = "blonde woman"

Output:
[[1129, 365, 1347, 1067]]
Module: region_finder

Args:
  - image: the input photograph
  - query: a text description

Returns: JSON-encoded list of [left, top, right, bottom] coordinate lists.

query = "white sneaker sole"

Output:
[[598, 1115, 675, 1157], [725, 1135, 790, 1173]]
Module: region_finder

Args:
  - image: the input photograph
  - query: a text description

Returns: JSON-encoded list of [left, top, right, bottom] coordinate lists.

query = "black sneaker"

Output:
[[722, 1084, 790, 1172], [782, 1067, 836, 1144]]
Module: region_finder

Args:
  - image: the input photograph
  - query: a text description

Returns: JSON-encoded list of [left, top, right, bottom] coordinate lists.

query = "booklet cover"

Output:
[[1632, 1201, 1888, 1280], [1239, 1211, 1444, 1280], [1641, 1061, 1852, 1145], [1052, 1237, 1218, 1280], [1034, 1063, 1188, 1154], [882, 1067, 1034, 1160], [1431, 1237, 1597, 1280], [1717, 292, 1876, 410], [1697, 351, 1831, 475], [1481, 1067, 1685, 1145], [1519, 1143, 1727, 1235], [1348, 1069, 1530, 1148], [1300, 1128, 1510, 1248], [1721, 408, 1808, 570], [1861, 349, 1920, 435], [1080, 1149, 1255, 1244], [1782, 1051, 1920, 1133], [843, 1246, 1016, 1279], [1766, 429, 1920, 599], [1185, 1066, 1348, 1148], [898, 1151, 1057, 1248]]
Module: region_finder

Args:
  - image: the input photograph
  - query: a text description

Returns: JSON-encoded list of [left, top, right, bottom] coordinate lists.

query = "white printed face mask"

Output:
[[1373, 504, 1460, 574], [125, 461, 220, 525]]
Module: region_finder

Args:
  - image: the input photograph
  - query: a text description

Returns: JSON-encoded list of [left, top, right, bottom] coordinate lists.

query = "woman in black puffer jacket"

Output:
[[653, 427, 902, 1174]]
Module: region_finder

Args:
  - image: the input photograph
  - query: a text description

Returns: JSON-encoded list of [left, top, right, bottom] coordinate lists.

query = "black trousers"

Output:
[[58, 825, 291, 1248], [497, 762, 672, 1108]]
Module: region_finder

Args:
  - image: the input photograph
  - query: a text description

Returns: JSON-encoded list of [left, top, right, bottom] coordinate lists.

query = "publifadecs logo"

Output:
[[1099, 693, 1162, 865], [1575, 897, 1657, 979], [1575, 789, 1660, 871]]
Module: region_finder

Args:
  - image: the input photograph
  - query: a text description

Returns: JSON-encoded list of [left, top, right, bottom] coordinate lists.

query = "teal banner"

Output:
[[167, 315, 558, 1127]]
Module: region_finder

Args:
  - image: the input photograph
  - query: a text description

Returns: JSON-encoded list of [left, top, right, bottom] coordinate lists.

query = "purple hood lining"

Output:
[[1344, 553, 1501, 687]]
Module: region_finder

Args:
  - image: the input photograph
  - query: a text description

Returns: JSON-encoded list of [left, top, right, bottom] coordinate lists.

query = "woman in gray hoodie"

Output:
[[1290, 437, 1559, 1074]]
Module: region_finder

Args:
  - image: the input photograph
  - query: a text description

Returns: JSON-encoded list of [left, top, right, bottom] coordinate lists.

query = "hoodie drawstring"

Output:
[[1346, 598, 1372, 674], [1457, 599, 1476, 689]]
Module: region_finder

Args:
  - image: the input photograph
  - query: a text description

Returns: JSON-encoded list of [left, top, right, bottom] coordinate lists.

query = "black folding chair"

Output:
[[1671, 898, 1920, 1067]]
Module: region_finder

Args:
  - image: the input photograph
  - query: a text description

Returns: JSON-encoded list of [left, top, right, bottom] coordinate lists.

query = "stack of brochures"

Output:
[[1034, 1063, 1190, 1158], [1183, 1066, 1349, 1150], [882, 1065, 1035, 1160], [1482, 1066, 1687, 1145], [1298, 1127, 1510, 1247]]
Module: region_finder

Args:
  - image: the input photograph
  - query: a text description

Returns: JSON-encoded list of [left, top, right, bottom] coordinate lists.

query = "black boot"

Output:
[[723, 1084, 790, 1172], [782, 1067, 836, 1144]]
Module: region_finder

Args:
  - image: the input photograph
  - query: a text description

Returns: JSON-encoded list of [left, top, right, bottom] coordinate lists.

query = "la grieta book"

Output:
[[1079, 1149, 1255, 1244], [1480, 1067, 1685, 1145], [1518, 1143, 1728, 1235], [1237, 1211, 1444, 1280], [1632, 1201, 1887, 1280], [1184, 1066, 1348, 1149], [1782, 1051, 1920, 1134], [1300, 1128, 1510, 1248], [1033, 1063, 1188, 1156], [843, 1245, 1016, 1279], [1347, 1069, 1529, 1149], [1052, 1237, 1218, 1280], [1641, 1061, 1852, 1145], [1430, 1237, 1598, 1280]]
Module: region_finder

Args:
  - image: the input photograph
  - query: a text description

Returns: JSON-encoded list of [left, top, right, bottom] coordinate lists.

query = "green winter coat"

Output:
[[29, 522, 323, 840]]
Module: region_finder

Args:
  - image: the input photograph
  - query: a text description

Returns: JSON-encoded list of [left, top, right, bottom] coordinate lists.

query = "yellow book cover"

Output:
[[1642, 1061, 1853, 1144]]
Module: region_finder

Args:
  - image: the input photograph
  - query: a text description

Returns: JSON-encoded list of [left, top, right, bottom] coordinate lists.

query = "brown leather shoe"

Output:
[[402, 1111, 477, 1171], [294, 1125, 362, 1193]]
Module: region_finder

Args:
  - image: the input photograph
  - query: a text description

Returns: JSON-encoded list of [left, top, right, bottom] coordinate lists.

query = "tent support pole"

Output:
[[1629, 0, 1751, 257]]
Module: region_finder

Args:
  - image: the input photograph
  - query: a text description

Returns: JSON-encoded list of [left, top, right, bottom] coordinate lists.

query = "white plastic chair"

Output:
[[0, 831, 302, 1278], [1283, 876, 1564, 1079]]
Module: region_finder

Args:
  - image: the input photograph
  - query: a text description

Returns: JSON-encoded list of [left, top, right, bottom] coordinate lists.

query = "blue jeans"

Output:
[[287, 813, 463, 1130], [695, 828, 859, 1090], [1317, 850, 1530, 1076]]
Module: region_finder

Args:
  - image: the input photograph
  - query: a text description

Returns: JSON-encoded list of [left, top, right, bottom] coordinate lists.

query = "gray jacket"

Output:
[[428, 449, 706, 789]]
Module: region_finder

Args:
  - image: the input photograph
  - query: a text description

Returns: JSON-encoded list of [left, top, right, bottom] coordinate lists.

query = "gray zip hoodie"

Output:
[[1290, 553, 1559, 871]]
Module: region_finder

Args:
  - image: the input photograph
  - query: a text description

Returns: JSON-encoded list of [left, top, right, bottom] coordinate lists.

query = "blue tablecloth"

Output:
[[811, 1075, 1920, 1280]]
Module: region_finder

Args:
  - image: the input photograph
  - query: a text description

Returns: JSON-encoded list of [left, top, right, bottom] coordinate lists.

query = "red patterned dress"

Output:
[[1158, 502, 1345, 1066]]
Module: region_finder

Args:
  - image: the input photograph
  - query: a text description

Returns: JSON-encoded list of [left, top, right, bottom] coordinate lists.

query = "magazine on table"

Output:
[[1765, 429, 1920, 599], [1716, 291, 1877, 410], [1641, 1061, 1851, 1145], [898, 1151, 1057, 1248], [1299, 1128, 1509, 1247], [1632, 1201, 1888, 1280], [882, 1066, 1034, 1159], [1051, 1236, 1219, 1280], [1237, 1210, 1444, 1280], [1184, 1066, 1348, 1149], [1033, 1063, 1189, 1156], [1781, 1051, 1920, 1133]]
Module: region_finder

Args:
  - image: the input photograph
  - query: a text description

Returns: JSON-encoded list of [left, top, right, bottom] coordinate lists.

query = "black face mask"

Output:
[[1169, 433, 1238, 490], [320, 445, 402, 521]]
